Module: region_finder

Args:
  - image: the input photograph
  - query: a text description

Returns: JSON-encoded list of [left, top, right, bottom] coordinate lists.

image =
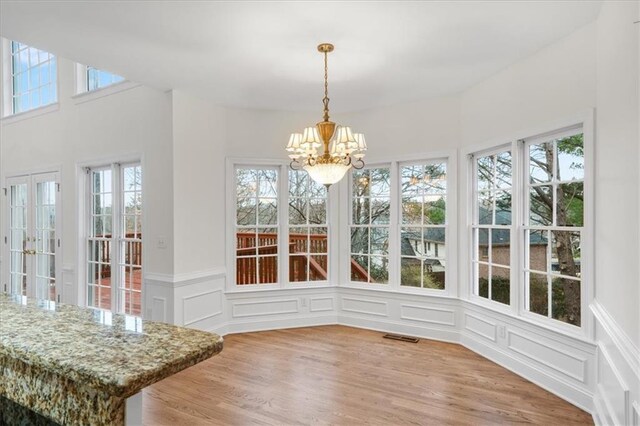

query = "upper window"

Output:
[[9, 41, 57, 114], [350, 167, 391, 284], [525, 131, 584, 327], [86, 66, 124, 91], [400, 161, 447, 290]]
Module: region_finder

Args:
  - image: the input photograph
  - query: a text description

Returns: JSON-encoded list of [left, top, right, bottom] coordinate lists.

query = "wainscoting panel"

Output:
[[309, 296, 334, 313], [340, 296, 388, 317], [591, 301, 639, 426], [464, 313, 497, 342], [400, 304, 456, 326], [507, 330, 587, 382], [232, 298, 299, 318], [151, 297, 167, 322], [183, 289, 223, 326]]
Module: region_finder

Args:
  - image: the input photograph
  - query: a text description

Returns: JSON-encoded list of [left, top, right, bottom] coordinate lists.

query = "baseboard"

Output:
[[208, 314, 337, 337], [337, 314, 460, 345]]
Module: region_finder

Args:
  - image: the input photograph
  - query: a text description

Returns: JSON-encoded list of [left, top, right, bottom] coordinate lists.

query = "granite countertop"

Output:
[[0, 294, 223, 398]]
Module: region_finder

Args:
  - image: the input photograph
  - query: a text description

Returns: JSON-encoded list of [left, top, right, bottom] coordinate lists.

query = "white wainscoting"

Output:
[[141, 273, 623, 421], [591, 301, 639, 426], [61, 265, 75, 305]]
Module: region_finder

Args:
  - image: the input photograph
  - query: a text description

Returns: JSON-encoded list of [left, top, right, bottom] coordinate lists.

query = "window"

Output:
[[86, 66, 124, 91], [468, 123, 588, 330], [400, 162, 447, 289], [472, 150, 512, 305], [86, 163, 142, 316], [235, 167, 279, 285], [525, 131, 584, 327], [288, 170, 329, 283], [9, 41, 57, 114], [350, 167, 391, 284]]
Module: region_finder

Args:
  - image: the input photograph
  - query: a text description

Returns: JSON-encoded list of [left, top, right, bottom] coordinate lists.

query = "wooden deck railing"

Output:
[[236, 232, 372, 284], [92, 233, 142, 279]]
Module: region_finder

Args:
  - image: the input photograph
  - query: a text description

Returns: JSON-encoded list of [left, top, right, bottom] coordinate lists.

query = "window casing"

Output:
[[9, 41, 57, 114], [229, 161, 335, 289], [468, 122, 590, 332]]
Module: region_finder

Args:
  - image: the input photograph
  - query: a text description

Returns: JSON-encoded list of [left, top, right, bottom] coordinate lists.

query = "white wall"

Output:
[[0, 52, 175, 305], [592, 2, 640, 425]]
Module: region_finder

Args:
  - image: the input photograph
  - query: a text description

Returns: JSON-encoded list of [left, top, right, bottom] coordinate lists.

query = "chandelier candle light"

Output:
[[286, 43, 367, 187]]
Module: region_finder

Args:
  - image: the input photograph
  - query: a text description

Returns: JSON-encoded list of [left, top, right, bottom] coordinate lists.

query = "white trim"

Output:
[[591, 300, 640, 382], [145, 268, 226, 288], [1, 102, 60, 125], [72, 80, 140, 105]]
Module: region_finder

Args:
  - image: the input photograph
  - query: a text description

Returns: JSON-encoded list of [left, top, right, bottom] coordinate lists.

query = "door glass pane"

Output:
[[9, 183, 28, 296], [35, 180, 56, 301]]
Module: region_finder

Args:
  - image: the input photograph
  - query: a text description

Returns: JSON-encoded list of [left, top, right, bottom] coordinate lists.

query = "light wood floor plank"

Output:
[[144, 325, 592, 425]]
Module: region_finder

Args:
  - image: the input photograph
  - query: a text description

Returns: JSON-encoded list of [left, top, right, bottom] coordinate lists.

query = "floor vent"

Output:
[[383, 333, 420, 343]]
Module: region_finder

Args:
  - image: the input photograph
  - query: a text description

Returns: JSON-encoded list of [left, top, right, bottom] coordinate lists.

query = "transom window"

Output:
[[87, 66, 124, 91], [400, 161, 447, 289], [350, 167, 391, 284], [9, 41, 57, 114]]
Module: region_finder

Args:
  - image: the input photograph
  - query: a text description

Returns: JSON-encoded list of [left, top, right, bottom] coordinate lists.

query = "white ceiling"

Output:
[[0, 1, 602, 113]]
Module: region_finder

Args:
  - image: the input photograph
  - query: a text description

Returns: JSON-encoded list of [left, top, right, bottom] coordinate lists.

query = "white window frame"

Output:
[[462, 110, 594, 339], [79, 158, 144, 316], [225, 158, 339, 292], [520, 125, 588, 334], [340, 151, 457, 297], [1, 38, 59, 119], [468, 143, 517, 313]]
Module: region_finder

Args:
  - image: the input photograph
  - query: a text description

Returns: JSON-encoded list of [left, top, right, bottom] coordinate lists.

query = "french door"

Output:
[[6, 172, 61, 301]]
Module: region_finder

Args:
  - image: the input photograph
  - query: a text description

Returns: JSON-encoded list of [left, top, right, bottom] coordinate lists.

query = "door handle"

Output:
[[23, 249, 36, 255]]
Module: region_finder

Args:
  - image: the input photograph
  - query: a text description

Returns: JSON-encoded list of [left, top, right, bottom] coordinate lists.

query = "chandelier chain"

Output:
[[323, 50, 330, 122]]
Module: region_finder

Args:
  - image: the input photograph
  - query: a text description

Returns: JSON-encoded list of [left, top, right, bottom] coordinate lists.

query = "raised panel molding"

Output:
[[633, 401, 640, 426], [310, 297, 334, 313], [232, 298, 299, 318], [151, 297, 167, 323], [507, 330, 587, 383], [400, 304, 456, 326], [182, 289, 223, 326], [597, 344, 630, 426], [341, 297, 388, 317], [464, 313, 497, 342]]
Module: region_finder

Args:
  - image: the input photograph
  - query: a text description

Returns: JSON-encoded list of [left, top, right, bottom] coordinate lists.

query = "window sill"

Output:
[[72, 81, 140, 105], [1, 103, 60, 125]]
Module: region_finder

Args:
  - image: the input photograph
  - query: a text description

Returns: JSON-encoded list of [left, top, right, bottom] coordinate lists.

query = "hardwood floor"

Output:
[[144, 325, 592, 425]]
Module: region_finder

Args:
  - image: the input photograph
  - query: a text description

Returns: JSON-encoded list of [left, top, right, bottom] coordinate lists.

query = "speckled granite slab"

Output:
[[0, 293, 223, 425]]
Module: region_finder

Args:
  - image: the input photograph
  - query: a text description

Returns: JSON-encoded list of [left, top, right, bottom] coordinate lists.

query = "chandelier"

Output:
[[286, 43, 367, 187]]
